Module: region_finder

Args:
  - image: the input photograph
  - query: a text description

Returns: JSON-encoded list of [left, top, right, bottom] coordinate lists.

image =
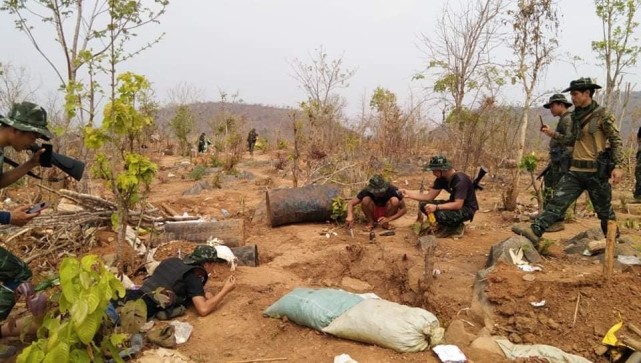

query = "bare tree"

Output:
[[166, 81, 205, 106], [503, 0, 559, 211], [420, 0, 504, 114], [290, 46, 356, 149], [1, 0, 169, 125], [0, 61, 38, 111], [592, 0, 641, 122]]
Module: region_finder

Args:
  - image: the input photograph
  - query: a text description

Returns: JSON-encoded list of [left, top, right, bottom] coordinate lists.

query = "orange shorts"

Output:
[[374, 206, 387, 221]]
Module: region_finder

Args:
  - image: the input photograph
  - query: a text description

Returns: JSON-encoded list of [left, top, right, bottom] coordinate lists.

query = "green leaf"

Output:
[[69, 349, 91, 363], [76, 311, 101, 345], [71, 299, 89, 326], [43, 342, 69, 363]]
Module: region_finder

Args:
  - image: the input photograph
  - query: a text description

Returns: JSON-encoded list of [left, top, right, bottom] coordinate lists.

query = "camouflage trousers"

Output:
[[419, 200, 475, 227], [543, 161, 568, 207], [0, 247, 32, 320], [532, 171, 615, 237], [634, 150, 641, 198]]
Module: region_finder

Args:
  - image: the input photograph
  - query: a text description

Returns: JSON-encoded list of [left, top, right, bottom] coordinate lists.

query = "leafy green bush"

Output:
[[189, 165, 207, 180], [277, 138, 288, 150], [18, 255, 127, 363]]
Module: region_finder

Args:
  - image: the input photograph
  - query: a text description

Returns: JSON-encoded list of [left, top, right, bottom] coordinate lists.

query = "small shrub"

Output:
[[331, 196, 348, 222], [189, 165, 207, 180], [277, 138, 288, 150], [255, 137, 269, 152]]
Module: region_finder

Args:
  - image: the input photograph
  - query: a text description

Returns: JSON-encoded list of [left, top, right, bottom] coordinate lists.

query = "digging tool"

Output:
[[416, 177, 425, 223]]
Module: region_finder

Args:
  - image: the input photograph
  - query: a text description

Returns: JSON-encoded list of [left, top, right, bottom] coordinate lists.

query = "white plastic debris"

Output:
[[221, 209, 230, 218], [509, 248, 526, 265], [169, 321, 193, 344], [617, 255, 641, 265], [213, 245, 238, 271], [518, 265, 542, 272], [334, 354, 359, 363], [432, 344, 467, 363], [530, 300, 546, 308]]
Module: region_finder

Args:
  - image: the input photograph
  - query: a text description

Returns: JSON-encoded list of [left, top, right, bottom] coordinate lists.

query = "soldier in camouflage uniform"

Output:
[[540, 94, 574, 232], [513, 78, 624, 246], [0, 102, 52, 357], [634, 126, 641, 202]]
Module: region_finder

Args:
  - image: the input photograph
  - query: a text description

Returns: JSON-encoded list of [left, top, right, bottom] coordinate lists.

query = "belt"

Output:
[[571, 160, 597, 169]]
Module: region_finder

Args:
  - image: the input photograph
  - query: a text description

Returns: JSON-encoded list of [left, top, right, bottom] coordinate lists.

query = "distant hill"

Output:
[[156, 102, 295, 140]]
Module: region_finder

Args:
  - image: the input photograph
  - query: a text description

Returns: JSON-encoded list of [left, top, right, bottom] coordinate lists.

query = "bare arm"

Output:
[[0, 152, 42, 189], [191, 276, 236, 317], [386, 199, 407, 222], [345, 197, 361, 226], [402, 188, 440, 202]]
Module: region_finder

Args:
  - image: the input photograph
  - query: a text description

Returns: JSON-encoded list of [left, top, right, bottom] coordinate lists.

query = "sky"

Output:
[[1, 0, 640, 120]]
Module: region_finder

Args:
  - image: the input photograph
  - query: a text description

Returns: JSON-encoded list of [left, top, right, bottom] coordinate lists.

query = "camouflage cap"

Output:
[[543, 93, 572, 109], [183, 245, 223, 265], [0, 102, 53, 141], [367, 174, 389, 194], [562, 77, 602, 93], [424, 155, 452, 171]]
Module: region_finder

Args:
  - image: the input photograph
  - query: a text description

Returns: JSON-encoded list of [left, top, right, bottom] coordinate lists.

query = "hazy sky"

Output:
[[2, 0, 639, 119]]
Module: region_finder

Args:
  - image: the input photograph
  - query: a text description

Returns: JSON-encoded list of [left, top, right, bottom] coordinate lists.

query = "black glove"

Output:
[[15, 282, 35, 297], [27, 293, 48, 317]]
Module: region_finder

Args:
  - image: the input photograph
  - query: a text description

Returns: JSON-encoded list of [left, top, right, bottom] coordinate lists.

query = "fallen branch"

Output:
[[24, 239, 74, 264], [629, 323, 641, 339], [572, 292, 581, 326]]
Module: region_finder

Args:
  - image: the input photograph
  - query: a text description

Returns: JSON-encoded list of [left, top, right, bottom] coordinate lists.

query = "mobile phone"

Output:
[[39, 144, 53, 168], [27, 202, 49, 214]]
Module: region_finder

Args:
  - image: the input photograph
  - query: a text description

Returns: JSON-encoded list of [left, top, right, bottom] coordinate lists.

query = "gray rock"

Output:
[[485, 235, 542, 268], [182, 180, 211, 196]]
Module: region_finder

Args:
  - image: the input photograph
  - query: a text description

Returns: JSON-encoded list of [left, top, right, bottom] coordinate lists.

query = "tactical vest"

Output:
[[549, 112, 573, 162], [571, 107, 607, 171], [140, 258, 207, 306]]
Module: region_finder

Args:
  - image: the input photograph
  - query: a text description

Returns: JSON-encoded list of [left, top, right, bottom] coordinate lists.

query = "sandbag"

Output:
[[263, 288, 363, 331], [495, 339, 592, 363], [322, 298, 444, 353]]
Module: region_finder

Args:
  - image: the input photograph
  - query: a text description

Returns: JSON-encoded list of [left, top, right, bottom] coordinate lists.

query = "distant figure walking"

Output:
[[197, 132, 212, 154], [247, 128, 258, 156]]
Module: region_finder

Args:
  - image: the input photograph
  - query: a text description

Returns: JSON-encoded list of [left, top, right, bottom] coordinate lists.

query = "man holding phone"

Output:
[[0, 101, 52, 357], [539, 93, 574, 232]]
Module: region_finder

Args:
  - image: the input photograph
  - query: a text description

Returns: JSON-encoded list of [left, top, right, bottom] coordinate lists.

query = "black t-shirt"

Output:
[[432, 172, 479, 212], [356, 185, 403, 207]]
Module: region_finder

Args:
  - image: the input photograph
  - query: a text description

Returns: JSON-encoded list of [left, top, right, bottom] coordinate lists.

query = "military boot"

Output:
[[545, 221, 565, 232], [511, 223, 541, 245]]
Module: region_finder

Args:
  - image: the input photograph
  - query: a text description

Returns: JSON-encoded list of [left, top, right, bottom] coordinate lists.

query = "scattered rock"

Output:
[[470, 336, 505, 357], [522, 333, 537, 343], [593, 344, 608, 356], [182, 180, 213, 196], [547, 319, 560, 330], [522, 274, 536, 282], [340, 277, 372, 292], [444, 320, 476, 347], [508, 332, 522, 344], [486, 236, 542, 268]]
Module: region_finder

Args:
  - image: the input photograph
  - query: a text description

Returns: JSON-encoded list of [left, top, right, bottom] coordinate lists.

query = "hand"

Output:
[[16, 282, 34, 297], [28, 147, 45, 168], [345, 215, 354, 228], [400, 189, 410, 198], [377, 216, 390, 225], [540, 125, 554, 137], [205, 291, 214, 299], [611, 168, 623, 185], [27, 293, 48, 317], [10, 205, 39, 226], [424, 204, 438, 213], [222, 275, 236, 292]]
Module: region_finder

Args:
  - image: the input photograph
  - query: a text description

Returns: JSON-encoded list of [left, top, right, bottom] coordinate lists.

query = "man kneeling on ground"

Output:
[[346, 174, 407, 231], [113, 245, 236, 321], [402, 156, 479, 238]]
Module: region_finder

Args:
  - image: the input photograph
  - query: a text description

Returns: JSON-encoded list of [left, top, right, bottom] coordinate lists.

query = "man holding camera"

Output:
[[513, 78, 623, 248], [0, 101, 51, 357]]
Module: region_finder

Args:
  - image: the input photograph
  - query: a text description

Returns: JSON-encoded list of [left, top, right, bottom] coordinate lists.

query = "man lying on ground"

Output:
[[346, 174, 407, 231]]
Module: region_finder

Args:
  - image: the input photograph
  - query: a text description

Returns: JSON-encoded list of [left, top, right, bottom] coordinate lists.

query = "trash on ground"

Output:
[[380, 230, 395, 236], [509, 248, 526, 265], [432, 344, 467, 363], [603, 319, 623, 346], [530, 300, 546, 308], [518, 264, 542, 272], [334, 353, 359, 363], [170, 321, 193, 345]]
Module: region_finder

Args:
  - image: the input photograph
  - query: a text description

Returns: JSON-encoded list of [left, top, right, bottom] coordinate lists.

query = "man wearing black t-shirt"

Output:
[[346, 174, 407, 231], [115, 245, 236, 320], [403, 156, 479, 238]]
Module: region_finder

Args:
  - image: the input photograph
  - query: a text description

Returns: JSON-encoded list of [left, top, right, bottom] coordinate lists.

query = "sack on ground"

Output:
[[322, 298, 444, 353], [263, 288, 363, 331]]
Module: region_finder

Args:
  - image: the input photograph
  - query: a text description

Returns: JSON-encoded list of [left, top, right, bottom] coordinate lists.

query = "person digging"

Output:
[[346, 174, 407, 231], [402, 156, 479, 238]]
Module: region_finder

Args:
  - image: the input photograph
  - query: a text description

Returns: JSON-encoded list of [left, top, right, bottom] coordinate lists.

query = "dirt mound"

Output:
[[485, 261, 641, 361]]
